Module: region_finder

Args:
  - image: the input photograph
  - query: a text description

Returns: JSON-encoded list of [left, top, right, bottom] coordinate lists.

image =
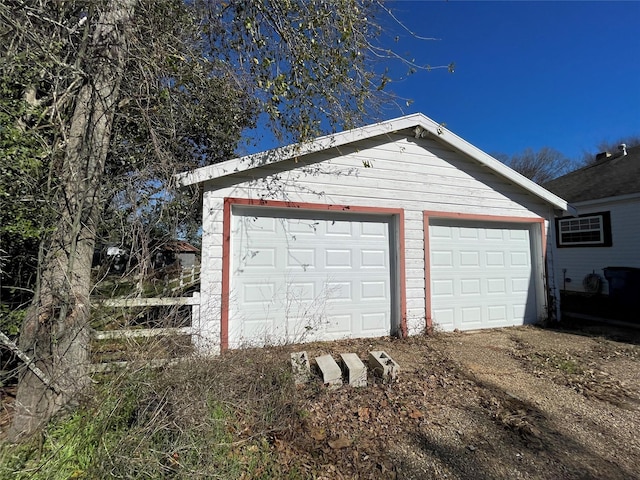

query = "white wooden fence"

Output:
[[93, 291, 200, 340], [91, 292, 200, 371], [166, 264, 200, 294]]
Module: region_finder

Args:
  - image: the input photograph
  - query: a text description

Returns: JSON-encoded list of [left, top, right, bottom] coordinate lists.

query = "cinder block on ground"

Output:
[[340, 353, 367, 387], [315, 354, 342, 388], [368, 351, 399, 381], [290, 351, 311, 384]]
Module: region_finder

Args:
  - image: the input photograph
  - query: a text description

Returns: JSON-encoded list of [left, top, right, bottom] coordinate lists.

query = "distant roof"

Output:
[[162, 240, 199, 253], [176, 113, 570, 212], [544, 145, 640, 203]]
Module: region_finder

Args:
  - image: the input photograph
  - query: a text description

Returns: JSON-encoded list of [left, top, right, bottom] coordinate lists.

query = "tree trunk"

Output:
[[9, 0, 136, 442]]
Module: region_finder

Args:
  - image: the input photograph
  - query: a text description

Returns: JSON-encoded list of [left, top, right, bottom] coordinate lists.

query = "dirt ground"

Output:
[[285, 324, 640, 479], [2, 323, 639, 479]]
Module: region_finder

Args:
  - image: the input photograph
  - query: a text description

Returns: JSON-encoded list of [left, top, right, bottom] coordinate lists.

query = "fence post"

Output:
[[191, 291, 201, 336]]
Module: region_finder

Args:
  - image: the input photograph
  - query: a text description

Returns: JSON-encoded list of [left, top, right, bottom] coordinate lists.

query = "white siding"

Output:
[[198, 133, 552, 351], [554, 197, 640, 294]]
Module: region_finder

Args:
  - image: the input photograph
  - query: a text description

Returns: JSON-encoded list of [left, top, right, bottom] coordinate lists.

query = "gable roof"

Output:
[[544, 145, 640, 203], [177, 113, 570, 212]]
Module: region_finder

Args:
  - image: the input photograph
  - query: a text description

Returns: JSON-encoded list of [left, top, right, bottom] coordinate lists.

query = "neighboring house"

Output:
[[177, 113, 570, 353], [544, 145, 640, 299], [152, 240, 200, 269]]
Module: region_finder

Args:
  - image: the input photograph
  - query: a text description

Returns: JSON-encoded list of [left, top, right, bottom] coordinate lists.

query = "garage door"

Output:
[[429, 220, 537, 331], [229, 207, 394, 347]]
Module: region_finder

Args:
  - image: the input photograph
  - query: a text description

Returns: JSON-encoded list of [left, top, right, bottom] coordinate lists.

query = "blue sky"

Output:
[[378, 0, 640, 163], [242, 1, 640, 166]]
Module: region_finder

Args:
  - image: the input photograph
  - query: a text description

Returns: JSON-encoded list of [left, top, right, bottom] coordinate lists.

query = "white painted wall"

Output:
[[197, 132, 553, 352], [554, 196, 640, 294]]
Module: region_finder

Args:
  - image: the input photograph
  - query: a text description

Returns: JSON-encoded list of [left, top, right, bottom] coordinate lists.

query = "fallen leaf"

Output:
[[358, 407, 371, 420], [328, 436, 352, 449], [409, 409, 423, 419], [273, 436, 286, 452], [310, 427, 327, 441]]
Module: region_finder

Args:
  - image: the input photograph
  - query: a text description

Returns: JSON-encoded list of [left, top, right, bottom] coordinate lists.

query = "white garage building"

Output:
[[178, 114, 571, 352]]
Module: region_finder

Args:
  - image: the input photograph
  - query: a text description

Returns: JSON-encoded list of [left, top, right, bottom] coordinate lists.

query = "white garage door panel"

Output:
[[230, 209, 392, 347], [430, 222, 537, 331]]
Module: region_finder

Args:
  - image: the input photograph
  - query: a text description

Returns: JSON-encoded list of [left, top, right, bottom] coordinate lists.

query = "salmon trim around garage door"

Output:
[[221, 198, 406, 350], [424, 212, 546, 332]]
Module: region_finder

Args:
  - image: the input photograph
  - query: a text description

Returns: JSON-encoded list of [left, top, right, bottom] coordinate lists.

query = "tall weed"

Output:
[[1, 351, 305, 479]]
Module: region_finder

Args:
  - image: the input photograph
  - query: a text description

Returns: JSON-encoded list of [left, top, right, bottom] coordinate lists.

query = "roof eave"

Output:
[[569, 191, 640, 207], [176, 113, 571, 212], [420, 123, 571, 212], [177, 113, 428, 187]]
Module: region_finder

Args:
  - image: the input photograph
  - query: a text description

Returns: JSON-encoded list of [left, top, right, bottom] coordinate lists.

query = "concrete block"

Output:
[[315, 354, 342, 388], [340, 353, 367, 387], [368, 351, 399, 381], [290, 351, 311, 384]]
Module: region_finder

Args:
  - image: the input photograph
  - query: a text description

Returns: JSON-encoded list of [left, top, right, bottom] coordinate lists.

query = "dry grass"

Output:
[[0, 348, 308, 479]]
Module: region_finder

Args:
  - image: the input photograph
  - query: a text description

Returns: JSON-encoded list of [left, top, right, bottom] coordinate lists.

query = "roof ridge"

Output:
[[547, 145, 640, 185]]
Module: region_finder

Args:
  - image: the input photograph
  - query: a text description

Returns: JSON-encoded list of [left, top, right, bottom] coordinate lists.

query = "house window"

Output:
[[556, 211, 612, 247]]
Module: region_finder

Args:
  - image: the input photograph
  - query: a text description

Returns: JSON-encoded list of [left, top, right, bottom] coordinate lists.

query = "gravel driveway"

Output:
[[296, 324, 640, 479], [428, 327, 640, 479]]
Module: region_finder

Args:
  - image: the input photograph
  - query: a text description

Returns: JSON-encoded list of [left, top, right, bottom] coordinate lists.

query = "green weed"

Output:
[[1, 354, 306, 479]]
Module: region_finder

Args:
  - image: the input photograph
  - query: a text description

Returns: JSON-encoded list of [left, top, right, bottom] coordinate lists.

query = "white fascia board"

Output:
[[176, 114, 423, 187], [425, 121, 572, 213], [176, 112, 571, 212]]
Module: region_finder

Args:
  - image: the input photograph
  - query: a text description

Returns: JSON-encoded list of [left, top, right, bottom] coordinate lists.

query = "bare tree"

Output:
[[494, 147, 572, 184], [1, 0, 450, 441]]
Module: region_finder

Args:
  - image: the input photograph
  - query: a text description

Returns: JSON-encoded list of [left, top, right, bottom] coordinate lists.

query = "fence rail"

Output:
[[89, 358, 183, 373], [92, 326, 194, 340], [167, 264, 200, 294], [99, 294, 201, 308], [91, 292, 200, 371]]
